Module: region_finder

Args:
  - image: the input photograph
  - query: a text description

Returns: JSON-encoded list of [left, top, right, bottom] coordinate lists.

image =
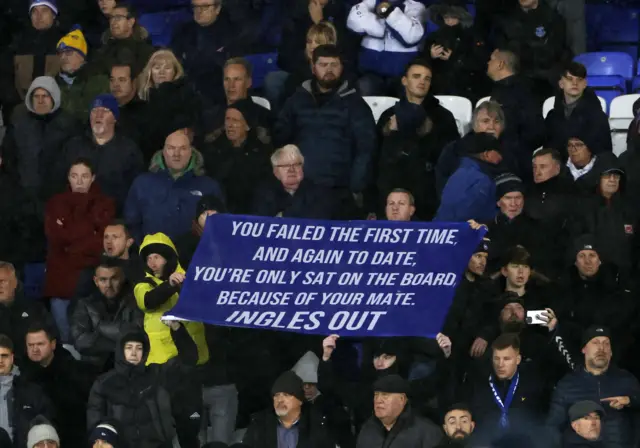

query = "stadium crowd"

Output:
[[0, 0, 638, 447]]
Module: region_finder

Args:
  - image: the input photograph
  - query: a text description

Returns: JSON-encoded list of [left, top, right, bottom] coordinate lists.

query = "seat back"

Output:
[[609, 94, 640, 155], [476, 96, 491, 108], [244, 53, 279, 89], [251, 96, 271, 111], [138, 8, 191, 47], [363, 96, 400, 123], [435, 95, 473, 135], [574, 52, 634, 80]]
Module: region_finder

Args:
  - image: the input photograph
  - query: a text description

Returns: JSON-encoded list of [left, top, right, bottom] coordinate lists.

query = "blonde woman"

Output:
[[138, 49, 200, 163]]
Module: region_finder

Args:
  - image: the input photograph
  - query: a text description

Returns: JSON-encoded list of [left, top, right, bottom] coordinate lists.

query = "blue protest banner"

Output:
[[164, 215, 486, 337]]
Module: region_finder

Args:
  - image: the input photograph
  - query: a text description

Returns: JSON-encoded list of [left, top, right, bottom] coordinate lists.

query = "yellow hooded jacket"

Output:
[[134, 233, 209, 365]]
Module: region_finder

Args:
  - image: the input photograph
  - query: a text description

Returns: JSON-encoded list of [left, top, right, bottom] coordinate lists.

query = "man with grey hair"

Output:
[[0, 262, 54, 365], [252, 144, 336, 219], [488, 48, 545, 181]]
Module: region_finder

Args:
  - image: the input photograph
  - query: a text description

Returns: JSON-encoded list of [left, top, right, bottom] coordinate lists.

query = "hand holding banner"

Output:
[[164, 215, 485, 337]]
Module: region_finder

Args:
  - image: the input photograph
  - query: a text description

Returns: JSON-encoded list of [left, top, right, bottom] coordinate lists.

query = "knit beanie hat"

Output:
[[90, 94, 120, 120], [89, 423, 120, 447], [495, 173, 524, 200], [228, 98, 257, 129], [57, 25, 88, 59], [27, 424, 59, 448], [271, 371, 305, 403], [30, 0, 58, 15]]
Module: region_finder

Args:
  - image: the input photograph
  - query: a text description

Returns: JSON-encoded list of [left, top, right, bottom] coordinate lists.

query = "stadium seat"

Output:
[[476, 96, 491, 108], [23, 262, 46, 300], [586, 75, 625, 109], [435, 95, 473, 135], [574, 52, 634, 79], [542, 95, 607, 119], [251, 96, 271, 110], [138, 8, 191, 47], [363, 96, 399, 123], [244, 53, 279, 90], [609, 94, 640, 156]]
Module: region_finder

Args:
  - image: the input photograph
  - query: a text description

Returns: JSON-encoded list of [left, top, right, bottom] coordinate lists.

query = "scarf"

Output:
[[489, 372, 519, 428], [567, 155, 597, 180]]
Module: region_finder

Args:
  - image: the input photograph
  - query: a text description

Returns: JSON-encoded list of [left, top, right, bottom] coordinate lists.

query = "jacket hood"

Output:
[[149, 148, 207, 177], [25, 76, 61, 114], [115, 330, 150, 373], [427, 1, 473, 28], [292, 351, 320, 383], [301, 80, 356, 98], [139, 233, 183, 279]]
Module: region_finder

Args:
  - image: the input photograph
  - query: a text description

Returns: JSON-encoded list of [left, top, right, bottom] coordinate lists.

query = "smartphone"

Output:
[[526, 310, 547, 325]]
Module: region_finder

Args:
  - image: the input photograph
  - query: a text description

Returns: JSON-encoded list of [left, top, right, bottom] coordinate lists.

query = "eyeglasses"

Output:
[[109, 14, 130, 21], [567, 142, 586, 150], [275, 162, 303, 170], [191, 3, 221, 11]]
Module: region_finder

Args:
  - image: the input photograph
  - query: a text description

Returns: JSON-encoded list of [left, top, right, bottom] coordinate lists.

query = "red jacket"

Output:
[[44, 184, 115, 298]]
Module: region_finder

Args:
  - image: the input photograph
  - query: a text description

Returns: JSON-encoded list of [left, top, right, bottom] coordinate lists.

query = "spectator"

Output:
[[202, 57, 272, 145], [138, 49, 202, 163], [84, 0, 113, 49], [202, 99, 273, 214], [436, 404, 476, 447], [174, 195, 226, 268], [0, 0, 64, 115], [545, 62, 611, 155], [2, 76, 76, 199], [275, 44, 377, 216], [26, 421, 60, 448], [251, 145, 337, 219], [71, 257, 143, 369], [435, 132, 503, 223], [124, 126, 224, 242], [0, 333, 54, 448], [385, 189, 416, 222], [244, 371, 336, 448], [134, 232, 209, 365], [87, 325, 198, 448], [486, 174, 543, 273], [494, 245, 551, 311], [436, 101, 507, 194], [565, 134, 616, 194], [377, 58, 459, 220], [24, 324, 95, 448], [0, 262, 54, 366], [424, 0, 489, 102], [525, 148, 579, 278], [565, 401, 604, 447], [496, 0, 569, 103], [547, 326, 640, 447], [55, 26, 110, 122], [572, 161, 639, 276], [109, 61, 145, 148], [58, 94, 144, 212], [44, 158, 116, 342], [88, 422, 122, 448], [488, 48, 546, 179], [171, 0, 237, 109], [621, 97, 640, 202], [346, 0, 427, 96], [465, 334, 545, 440], [356, 374, 442, 448], [94, 1, 154, 73]]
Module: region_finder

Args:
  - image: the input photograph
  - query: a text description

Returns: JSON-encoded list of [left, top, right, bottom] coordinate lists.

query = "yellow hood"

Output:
[[139, 233, 184, 276]]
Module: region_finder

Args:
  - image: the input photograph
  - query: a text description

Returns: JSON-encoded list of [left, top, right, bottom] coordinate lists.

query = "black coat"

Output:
[[377, 95, 459, 220], [355, 405, 442, 448], [70, 289, 144, 369], [58, 132, 144, 213], [563, 432, 604, 448], [485, 212, 545, 274], [4, 372, 55, 448], [116, 97, 147, 147], [202, 132, 273, 214], [548, 366, 640, 448], [86, 328, 198, 448], [545, 89, 612, 155], [22, 349, 96, 448], [251, 177, 339, 219], [244, 405, 335, 448], [94, 30, 154, 75]]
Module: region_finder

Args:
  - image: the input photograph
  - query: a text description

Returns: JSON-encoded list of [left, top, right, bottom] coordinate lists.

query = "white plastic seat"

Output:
[[363, 96, 400, 123], [609, 94, 640, 156], [542, 95, 607, 118], [476, 96, 491, 108], [251, 96, 271, 110], [435, 95, 473, 135]]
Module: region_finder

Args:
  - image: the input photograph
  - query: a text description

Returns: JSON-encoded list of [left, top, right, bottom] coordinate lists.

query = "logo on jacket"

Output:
[[21, 312, 29, 318], [190, 190, 203, 197], [535, 26, 546, 38], [189, 412, 201, 420], [625, 224, 634, 235]]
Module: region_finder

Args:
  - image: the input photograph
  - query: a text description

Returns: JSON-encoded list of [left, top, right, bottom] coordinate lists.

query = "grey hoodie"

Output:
[[25, 76, 61, 114]]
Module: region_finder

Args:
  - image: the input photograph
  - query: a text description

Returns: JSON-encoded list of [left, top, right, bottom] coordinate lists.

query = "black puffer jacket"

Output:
[[355, 404, 442, 448], [548, 366, 640, 448], [86, 328, 198, 448], [545, 88, 612, 155]]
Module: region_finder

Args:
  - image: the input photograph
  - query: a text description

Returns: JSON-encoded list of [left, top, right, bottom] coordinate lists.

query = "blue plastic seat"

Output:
[[138, 8, 191, 47], [574, 52, 634, 80], [586, 75, 625, 109], [244, 53, 279, 89], [23, 263, 46, 300]]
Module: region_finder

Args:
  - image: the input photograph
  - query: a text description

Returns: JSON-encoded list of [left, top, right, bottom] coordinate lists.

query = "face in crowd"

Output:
[[26, 330, 56, 367], [572, 412, 602, 441], [532, 153, 561, 184], [273, 392, 302, 420], [467, 252, 487, 276], [443, 409, 475, 441], [68, 162, 95, 193], [223, 63, 251, 104], [94, 266, 125, 299], [497, 191, 524, 219], [582, 336, 612, 372], [385, 191, 415, 222], [492, 344, 521, 380], [124, 341, 144, 365], [575, 249, 601, 279]]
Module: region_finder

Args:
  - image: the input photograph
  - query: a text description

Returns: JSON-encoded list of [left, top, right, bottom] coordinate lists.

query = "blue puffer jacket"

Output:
[[274, 80, 377, 193], [124, 150, 224, 243], [434, 156, 498, 222], [547, 366, 640, 448]]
